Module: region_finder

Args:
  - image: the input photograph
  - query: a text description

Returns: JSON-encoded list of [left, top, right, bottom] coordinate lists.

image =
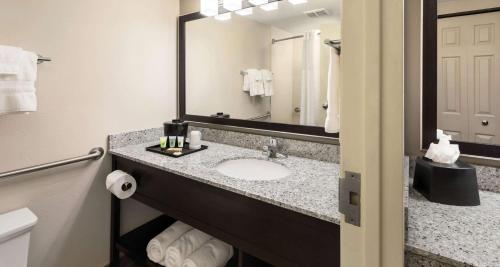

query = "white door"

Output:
[[438, 12, 500, 144]]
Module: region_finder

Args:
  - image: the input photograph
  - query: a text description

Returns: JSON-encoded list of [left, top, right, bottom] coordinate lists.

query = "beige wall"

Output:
[[438, 0, 500, 14], [180, 0, 199, 15], [405, 0, 422, 156], [0, 0, 179, 266], [185, 16, 271, 119]]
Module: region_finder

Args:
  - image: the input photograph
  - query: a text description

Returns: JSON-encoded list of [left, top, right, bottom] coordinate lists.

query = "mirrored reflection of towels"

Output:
[[261, 69, 273, 97], [243, 69, 264, 96], [324, 47, 340, 133], [0, 49, 38, 115]]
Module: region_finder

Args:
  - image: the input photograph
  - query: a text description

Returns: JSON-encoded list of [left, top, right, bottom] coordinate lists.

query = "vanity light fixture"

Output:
[[288, 0, 307, 4], [200, 0, 219, 16], [223, 0, 242, 11], [249, 0, 269, 5], [215, 12, 232, 21], [260, 1, 279, 11], [235, 7, 253, 16]]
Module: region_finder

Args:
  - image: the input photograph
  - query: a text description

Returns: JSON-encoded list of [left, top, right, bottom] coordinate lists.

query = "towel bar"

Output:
[[0, 147, 105, 180], [37, 55, 51, 64]]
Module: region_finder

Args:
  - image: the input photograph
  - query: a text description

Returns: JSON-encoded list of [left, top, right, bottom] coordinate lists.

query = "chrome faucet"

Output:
[[262, 138, 287, 159]]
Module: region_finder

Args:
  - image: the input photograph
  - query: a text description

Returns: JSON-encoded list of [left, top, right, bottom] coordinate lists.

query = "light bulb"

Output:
[[260, 2, 278, 11], [235, 7, 253, 16], [249, 0, 268, 5], [223, 0, 242, 11], [200, 0, 218, 16], [288, 0, 307, 5], [215, 12, 232, 21]]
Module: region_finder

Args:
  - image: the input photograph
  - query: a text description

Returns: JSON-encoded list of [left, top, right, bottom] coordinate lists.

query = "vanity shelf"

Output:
[[116, 215, 240, 267], [110, 155, 340, 267]]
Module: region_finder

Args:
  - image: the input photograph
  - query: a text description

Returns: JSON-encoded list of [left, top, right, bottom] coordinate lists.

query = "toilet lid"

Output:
[[0, 208, 38, 243]]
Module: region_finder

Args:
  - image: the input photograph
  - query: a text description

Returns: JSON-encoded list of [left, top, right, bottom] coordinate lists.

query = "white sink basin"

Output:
[[216, 158, 291, 181]]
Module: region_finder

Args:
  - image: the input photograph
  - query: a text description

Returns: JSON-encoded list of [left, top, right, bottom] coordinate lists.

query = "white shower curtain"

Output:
[[300, 30, 321, 126]]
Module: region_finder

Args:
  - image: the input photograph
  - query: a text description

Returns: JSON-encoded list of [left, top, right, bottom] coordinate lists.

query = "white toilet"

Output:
[[0, 208, 38, 267]]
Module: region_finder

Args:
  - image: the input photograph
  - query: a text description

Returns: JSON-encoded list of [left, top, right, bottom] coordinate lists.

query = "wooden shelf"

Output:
[[117, 216, 176, 267], [116, 215, 240, 267]]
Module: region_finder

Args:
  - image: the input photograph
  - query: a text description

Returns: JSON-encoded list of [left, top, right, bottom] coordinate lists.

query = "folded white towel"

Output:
[[261, 69, 273, 97], [243, 69, 264, 96], [0, 45, 23, 75], [146, 221, 193, 264], [182, 238, 234, 267], [164, 229, 212, 267], [0, 50, 38, 115]]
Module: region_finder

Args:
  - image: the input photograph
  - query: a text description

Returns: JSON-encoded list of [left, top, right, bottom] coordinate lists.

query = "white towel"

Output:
[[243, 69, 264, 96], [0, 45, 23, 75], [324, 47, 340, 133], [0, 50, 38, 115], [146, 221, 193, 264], [261, 69, 273, 97], [164, 229, 212, 267], [182, 238, 234, 267]]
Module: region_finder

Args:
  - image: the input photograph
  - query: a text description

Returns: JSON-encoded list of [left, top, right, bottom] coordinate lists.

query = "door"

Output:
[[467, 12, 500, 144], [340, 0, 405, 267], [438, 12, 500, 144]]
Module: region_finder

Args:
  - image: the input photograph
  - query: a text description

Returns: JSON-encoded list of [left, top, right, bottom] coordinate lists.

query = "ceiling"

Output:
[[243, 0, 341, 33]]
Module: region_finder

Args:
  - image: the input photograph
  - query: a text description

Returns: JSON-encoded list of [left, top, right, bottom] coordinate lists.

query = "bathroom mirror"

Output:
[[422, 0, 500, 158], [179, 0, 342, 138]]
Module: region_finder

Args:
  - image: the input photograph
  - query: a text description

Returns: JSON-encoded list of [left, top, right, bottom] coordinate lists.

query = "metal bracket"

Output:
[[339, 171, 361, 226]]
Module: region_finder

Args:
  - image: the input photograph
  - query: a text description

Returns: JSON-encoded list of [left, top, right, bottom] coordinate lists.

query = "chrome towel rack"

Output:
[[0, 147, 105, 180], [37, 55, 51, 64]]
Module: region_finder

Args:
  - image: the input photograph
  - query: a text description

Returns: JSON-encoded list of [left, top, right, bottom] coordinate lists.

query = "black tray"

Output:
[[146, 143, 208, 158]]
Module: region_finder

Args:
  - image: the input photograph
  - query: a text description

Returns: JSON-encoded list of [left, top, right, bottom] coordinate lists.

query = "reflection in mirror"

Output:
[[436, 0, 500, 145], [185, 0, 341, 132]]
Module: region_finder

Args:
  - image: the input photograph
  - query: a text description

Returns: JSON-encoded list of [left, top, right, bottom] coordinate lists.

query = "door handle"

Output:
[[294, 107, 301, 113], [482, 120, 489, 126]]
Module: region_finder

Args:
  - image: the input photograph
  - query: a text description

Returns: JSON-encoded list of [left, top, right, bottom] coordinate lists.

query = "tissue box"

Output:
[[413, 157, 480, 206]]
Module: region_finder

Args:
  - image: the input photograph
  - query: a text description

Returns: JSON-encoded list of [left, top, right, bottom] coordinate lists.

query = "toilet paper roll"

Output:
[[106, 170, 137, 199]]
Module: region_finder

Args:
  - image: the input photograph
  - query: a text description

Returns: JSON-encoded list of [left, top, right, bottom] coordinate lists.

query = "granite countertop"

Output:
[[109, 139, 500, 267], [406, 188, 500, 267], [110, 140, 342, 224]]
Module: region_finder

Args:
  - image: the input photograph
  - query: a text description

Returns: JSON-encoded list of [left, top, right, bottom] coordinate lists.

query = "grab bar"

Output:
[[0, 147, 105, 180], [248, 111, 271, 121]]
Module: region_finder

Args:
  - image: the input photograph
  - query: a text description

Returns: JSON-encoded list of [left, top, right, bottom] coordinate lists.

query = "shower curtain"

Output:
[[300, 30, 321, 126]]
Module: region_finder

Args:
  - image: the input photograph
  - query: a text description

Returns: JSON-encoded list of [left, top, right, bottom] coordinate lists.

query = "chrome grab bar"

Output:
[[0, 147, 105, 180]]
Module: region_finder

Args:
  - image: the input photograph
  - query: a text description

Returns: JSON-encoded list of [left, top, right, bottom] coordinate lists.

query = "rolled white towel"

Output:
[[182, 238, 234, 267], [146, 221, 193, 264], [164, 229, 212, 267]]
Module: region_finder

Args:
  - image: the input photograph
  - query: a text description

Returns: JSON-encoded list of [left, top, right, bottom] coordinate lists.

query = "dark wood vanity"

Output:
[[109, 156, 340, 267]]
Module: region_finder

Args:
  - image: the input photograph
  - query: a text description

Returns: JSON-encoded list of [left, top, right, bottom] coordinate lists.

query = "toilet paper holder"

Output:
[[121, 182, 133, 191]]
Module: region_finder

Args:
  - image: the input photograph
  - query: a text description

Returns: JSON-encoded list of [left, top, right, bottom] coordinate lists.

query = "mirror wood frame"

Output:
[[178, 12, 339, 139], [422, 0, 500, 158]]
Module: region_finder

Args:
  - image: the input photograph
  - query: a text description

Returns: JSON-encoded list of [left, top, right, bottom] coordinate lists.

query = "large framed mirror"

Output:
[[422, 0, 500, 158], [179, 0, 342, 138]]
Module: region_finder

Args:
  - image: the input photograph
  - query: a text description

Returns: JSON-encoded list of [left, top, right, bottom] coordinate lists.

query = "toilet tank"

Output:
[[0, 208, 38, 267]]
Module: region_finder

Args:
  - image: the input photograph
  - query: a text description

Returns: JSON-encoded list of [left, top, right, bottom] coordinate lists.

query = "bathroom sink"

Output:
[[216, 158, 291, 181]]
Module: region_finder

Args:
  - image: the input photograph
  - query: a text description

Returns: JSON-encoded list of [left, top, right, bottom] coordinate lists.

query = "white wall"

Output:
[[185, 16, 271, 119], [0, 0, 179, 266]]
